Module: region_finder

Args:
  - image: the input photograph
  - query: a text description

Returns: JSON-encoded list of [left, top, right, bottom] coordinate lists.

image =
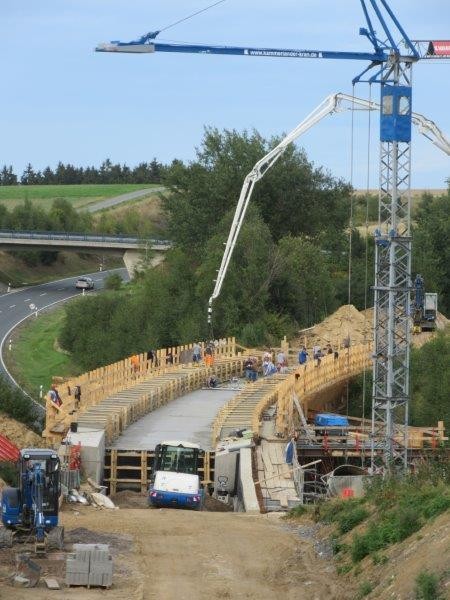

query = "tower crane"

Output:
[[96, 2, 449, 470]]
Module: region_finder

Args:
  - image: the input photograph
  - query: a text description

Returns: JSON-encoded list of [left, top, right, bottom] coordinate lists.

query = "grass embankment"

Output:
[[5, 307, 81, 399], [0, 251, 122, 286], [0, 183, 158, 211], [287, 464, 450, 598]]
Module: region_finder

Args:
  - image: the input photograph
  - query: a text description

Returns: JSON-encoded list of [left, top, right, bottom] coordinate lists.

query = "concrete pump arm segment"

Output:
[[207, 92, 450, 324]]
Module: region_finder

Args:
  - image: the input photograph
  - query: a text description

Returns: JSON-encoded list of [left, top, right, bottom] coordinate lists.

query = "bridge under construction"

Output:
[[44, 305, 447, 513]]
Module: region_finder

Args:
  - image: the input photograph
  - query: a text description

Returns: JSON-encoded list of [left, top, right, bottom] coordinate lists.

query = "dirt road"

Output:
[[0, 504, 349, 600]]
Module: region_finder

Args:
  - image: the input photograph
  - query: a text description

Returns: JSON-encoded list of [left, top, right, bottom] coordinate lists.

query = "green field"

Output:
[[0, 183, 158, 211], [5, 307, 81, 398]]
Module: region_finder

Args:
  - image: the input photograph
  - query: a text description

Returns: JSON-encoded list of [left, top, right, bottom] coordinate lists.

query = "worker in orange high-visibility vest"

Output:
[[131, 354, 140, 374], [204, 343, 215, 367]]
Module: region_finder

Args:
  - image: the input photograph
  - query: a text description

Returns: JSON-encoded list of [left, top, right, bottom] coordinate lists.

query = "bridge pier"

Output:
[[122, 249, 165, 277]]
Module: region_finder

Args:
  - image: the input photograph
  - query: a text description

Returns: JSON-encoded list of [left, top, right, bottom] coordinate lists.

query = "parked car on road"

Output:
[[75, 276, 94, 290]]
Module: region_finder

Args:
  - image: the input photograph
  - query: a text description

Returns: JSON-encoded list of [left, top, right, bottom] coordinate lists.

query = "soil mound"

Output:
[[294, 304, 372, 350], [0, 413, 45, 449]]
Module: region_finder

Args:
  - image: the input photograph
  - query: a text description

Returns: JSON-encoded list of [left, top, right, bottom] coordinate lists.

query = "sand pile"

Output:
[[0, 413, 45, 449], [297, 304, 373, 350], [293, 304, 448, 351]]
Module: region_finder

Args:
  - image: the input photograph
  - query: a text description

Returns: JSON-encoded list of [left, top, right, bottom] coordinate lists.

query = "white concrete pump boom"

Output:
[[207, 91, 450, 324]]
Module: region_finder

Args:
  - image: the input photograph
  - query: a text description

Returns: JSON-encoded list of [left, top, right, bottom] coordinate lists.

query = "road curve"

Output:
[[86, 187, 165, 213], [0, 268, 128, 398]]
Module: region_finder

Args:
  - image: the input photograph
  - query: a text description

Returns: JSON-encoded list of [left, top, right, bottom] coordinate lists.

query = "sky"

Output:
[[1, 0, 449, 189]]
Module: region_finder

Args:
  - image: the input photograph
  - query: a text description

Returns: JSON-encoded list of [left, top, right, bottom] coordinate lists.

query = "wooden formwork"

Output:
[[211, 375, 288, 445], [46, 354, 245, 446], [213, 343, 447, 454], [251, 344, 372, 437], [44, 338, 241, 445], [104, 448, 215, 495]]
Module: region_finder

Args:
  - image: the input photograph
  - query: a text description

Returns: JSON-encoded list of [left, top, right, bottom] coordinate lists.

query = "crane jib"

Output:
[[97, 41, 386, 63]]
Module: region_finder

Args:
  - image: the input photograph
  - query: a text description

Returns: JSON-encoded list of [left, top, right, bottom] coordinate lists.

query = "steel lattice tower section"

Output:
[[371, 55, 415, 470]]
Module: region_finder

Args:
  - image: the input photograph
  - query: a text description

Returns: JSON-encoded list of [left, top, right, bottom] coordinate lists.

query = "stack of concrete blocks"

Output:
[[66, 543, 113, 588]]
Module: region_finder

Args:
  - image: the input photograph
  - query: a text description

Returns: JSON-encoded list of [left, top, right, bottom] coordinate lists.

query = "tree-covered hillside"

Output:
[[59, 128, 449, 371]]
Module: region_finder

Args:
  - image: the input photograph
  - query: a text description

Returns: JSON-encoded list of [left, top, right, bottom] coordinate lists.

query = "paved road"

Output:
[[0, 268, 128, 392], [86, 187, 165, 213], [109, 388, 238, 451]]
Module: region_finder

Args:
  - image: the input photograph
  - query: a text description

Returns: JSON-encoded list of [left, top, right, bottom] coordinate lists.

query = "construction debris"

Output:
[[67, 489, 88, 504], [14, 554, 41, 588], [89, 493, 117, 510], [43, 577, 60, 590]]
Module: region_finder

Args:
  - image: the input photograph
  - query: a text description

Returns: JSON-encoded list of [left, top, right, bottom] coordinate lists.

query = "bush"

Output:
[[357, 581, 373, 598], [351, 534, 371, 562], [332, 539, 348, 555], [371, 552, 388, 565], [287, 504, 308, 518], [0, 375, 39, 428], [351, 507, 421, 562], [336, 563, 352, 575], [104, 273, 123, 290], [415, 571, 440, 600], [422, 494, 450, 519], [338, 506, 369, 534], [316, 498, 369, 534]]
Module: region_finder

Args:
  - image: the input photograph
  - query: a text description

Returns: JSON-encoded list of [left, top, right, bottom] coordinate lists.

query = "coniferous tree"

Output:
[[0, 165, 17, 185], [20, 163, 37, 185]]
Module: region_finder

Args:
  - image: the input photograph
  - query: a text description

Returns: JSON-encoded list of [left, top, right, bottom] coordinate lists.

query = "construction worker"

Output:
[[204, 343, 214, 367], [48, 385, 62, 408], [131, 354, 140, 375]]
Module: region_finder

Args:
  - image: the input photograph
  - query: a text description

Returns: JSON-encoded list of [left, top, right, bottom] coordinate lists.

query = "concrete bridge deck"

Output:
[[109, 388, 238, 451]]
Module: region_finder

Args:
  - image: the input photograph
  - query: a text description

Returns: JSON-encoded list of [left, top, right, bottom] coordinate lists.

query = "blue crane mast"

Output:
[[96, 1, 438, 470]]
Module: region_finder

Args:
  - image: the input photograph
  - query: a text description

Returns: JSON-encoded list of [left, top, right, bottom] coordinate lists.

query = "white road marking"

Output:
[[39, 293, 47, 296], [0, 292, 80, 409], [57, 288, 64, 291], [24, 298, 31, 302], [9, 305, 16, 308]]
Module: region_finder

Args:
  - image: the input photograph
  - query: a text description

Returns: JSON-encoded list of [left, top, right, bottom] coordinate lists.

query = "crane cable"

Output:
[[158, 2, 222, 340], [345, 84, 356, 420], [157, 0, 227, 36], [361, 83, 373, 438]]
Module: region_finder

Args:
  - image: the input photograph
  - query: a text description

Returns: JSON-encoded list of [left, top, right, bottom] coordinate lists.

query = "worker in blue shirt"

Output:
[[298, 347, 308, 365]]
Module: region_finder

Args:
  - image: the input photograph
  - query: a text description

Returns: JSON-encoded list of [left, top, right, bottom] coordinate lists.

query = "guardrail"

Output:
[[0, 229, 171, 246]]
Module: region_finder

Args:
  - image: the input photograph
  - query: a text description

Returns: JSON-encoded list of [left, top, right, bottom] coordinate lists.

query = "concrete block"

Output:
[[90, 560, 113, 575], [66, 572, 89, 586], [68, 428, 106, 485], [88, 571, 113, 588], [66, 558, 89, 574], [89, 544, 110, 564]]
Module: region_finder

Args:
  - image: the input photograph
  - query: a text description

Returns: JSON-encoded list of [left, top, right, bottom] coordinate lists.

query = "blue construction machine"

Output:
[[0, 448, 64, 554], [148, 441, 204, 510]]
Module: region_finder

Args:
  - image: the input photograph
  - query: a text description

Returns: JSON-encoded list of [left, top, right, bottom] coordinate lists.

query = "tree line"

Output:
[[60, 127, 373, 367], [54, 126, 448, 369], [0, 158, 164, 186], [0, 198, 93, 267]]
